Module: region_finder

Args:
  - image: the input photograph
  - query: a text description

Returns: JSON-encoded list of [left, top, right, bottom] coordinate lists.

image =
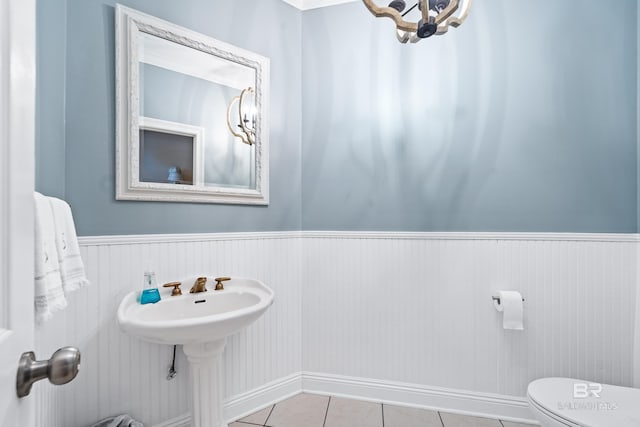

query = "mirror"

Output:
[[116, 5, 270, 204]]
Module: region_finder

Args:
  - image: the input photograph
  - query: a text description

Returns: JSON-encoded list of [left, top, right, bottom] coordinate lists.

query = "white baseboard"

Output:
[[154, 373, 302, 427], [153, 414, 191, 427], [224, 373, 302, 422], [301, 372, 538, 425], [154, 372, 538, 426]]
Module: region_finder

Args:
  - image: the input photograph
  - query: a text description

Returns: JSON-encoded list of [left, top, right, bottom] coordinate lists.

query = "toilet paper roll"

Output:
[[494, 291, 524, 330]]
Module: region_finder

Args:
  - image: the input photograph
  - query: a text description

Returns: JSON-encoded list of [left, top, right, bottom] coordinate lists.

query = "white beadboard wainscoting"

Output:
[[34, 232, 638, 426], [303, 233, 638, 423]]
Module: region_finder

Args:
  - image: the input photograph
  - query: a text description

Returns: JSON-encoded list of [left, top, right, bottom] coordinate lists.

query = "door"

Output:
[[0, 0, 36, 425]]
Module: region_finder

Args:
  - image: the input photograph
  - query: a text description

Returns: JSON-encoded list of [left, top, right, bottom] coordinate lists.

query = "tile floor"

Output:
[[230, 393, 537, 427]]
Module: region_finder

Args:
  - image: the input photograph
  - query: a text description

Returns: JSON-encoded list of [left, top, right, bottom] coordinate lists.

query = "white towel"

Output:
[[89, 414, 143, 427], [34, 193, 89, 323], [34, 192, 67, 323], [48, 197, 90, 293]]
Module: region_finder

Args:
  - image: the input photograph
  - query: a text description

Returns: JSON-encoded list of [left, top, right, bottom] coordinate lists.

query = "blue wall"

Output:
[[301, 0, 638, 232], [36, 0, 67, 199], [39, 0, 302, 235], [37, 0, 638, 235]]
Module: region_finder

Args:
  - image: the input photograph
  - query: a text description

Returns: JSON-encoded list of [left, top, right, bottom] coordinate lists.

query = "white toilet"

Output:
[[527, 378, 640, 426]]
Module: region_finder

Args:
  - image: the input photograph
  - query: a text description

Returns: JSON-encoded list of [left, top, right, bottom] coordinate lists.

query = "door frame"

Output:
[[0, 0, 36, 424]]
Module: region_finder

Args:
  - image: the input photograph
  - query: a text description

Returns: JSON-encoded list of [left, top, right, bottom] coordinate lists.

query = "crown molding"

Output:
[[281, 0, 358, 11]]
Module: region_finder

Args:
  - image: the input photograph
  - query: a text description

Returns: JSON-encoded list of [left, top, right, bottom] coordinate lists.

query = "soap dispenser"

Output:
[[140, 270, 161, 304]]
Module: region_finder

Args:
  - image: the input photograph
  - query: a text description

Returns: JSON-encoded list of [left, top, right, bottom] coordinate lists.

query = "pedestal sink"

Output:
[[117, 277, 274, 427]]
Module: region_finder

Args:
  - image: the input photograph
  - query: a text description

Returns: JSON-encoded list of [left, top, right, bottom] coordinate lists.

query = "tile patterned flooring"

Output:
[[230, 393, 536, 427]]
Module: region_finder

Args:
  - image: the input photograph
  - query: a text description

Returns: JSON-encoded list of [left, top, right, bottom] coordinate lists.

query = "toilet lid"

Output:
[[527, 378, 640, 427]]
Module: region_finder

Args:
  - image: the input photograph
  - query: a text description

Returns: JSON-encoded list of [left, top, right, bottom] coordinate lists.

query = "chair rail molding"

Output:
[[78, 231, 640, 246]]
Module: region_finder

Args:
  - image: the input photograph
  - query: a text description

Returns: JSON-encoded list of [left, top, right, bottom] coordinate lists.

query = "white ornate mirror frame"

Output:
[[115, 4, 270, 204]]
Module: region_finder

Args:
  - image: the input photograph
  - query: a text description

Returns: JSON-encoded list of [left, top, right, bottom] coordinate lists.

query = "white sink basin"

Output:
[[118, 276, 274, 427], [117, 276, 274, 345]]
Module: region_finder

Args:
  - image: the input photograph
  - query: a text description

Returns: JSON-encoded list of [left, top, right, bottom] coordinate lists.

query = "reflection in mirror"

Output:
[[227, 87, 257, 146], [138, 117, 204, 186], [116, 5, 269, 204], [138, 33, 255, 189]]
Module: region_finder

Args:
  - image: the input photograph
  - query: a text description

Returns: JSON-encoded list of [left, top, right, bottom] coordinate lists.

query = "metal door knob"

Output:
[[16, 347, 81, 397]]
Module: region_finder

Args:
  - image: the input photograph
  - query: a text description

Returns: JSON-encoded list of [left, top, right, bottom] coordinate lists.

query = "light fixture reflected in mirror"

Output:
[[362, 0, 471, 44], [227, 87, 257, 146]]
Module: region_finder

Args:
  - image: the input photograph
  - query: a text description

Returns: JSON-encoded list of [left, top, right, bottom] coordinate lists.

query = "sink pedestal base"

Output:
[[183, 339, 227, 427]]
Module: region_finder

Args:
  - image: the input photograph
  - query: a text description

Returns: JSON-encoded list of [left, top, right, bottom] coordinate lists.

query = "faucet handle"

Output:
[[162, 281, 182, 296], [214, 277, 231, 291]]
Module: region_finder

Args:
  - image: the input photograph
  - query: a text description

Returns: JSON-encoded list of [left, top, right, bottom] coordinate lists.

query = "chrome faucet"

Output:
[[189, 277, 208, 293]]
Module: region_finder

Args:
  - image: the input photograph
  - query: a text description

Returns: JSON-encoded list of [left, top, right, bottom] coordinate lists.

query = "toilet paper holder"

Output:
[[492, 295, 525, 304]]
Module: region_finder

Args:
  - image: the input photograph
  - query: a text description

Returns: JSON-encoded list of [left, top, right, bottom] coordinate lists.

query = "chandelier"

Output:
[[362, 0, 472, 43]]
